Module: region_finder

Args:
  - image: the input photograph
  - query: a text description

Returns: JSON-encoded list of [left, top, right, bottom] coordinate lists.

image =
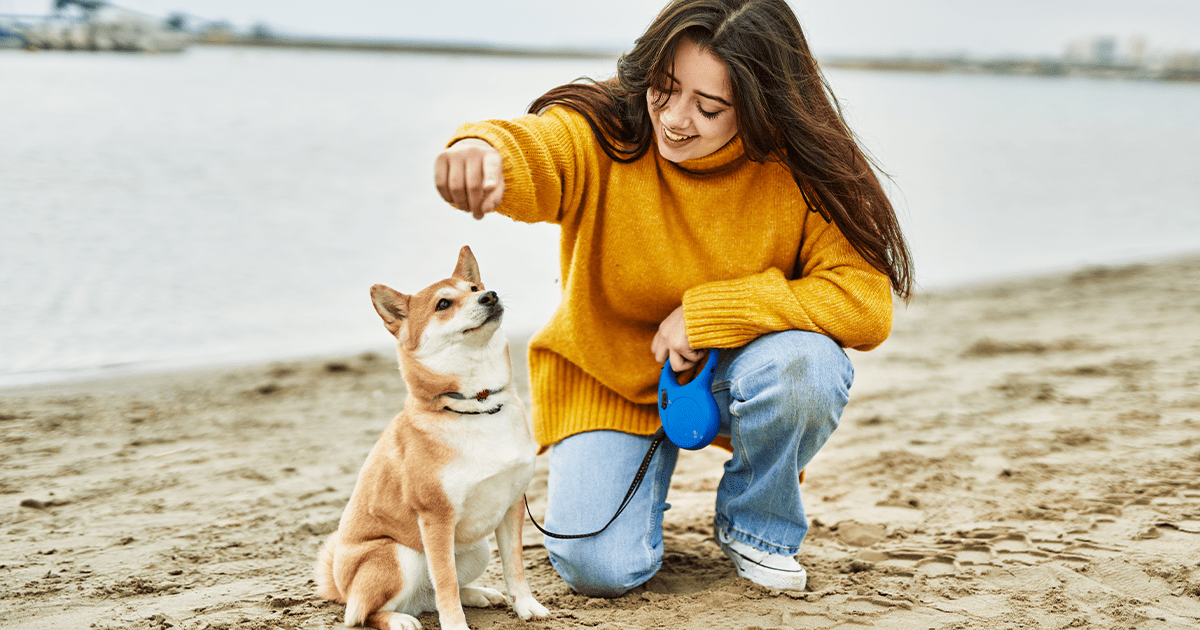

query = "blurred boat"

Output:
[[0, 21, 29, 49], [2, 0, 193, 53]]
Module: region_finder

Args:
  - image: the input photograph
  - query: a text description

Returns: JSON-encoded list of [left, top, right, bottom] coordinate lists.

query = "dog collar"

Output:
[[440, 387, 505, 415]]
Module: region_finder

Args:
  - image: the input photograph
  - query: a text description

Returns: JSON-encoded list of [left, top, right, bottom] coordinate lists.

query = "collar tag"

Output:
[[442, 386, 504, 403]]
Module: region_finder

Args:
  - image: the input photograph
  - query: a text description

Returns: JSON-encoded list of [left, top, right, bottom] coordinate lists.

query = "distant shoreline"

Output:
[[196, 32, 620, 59], [821, 55, 1200, 83], [194, 33, 1200, 83]]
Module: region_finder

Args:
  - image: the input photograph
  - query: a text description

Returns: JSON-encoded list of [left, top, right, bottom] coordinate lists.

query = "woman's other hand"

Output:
[[434, 138, 505, 219], [652, 305, 705, 373]]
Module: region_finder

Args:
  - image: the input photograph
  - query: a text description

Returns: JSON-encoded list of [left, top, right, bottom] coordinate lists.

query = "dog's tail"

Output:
[[313, 532, 344, 603]]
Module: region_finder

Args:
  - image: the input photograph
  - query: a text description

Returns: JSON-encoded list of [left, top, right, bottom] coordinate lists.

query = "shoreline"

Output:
[[822, 54, 1200, 83], [3, 252, 1200, 629], [0, 343, 398, 396], [4, 250, 1196, 396]]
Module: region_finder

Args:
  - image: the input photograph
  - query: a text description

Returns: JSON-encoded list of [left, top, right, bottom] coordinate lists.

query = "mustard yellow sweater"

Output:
[[451, 107, 893, 448]]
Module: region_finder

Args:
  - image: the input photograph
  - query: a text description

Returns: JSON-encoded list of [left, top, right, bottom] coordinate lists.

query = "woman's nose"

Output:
[[661, 97, 688, 128]]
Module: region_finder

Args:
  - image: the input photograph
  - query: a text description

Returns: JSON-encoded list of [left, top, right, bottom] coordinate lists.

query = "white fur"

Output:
[[382, 540, 498, 618], [419, 325, 512, 400], [439, 403, 538, 543], [387, 545, 435, 616]]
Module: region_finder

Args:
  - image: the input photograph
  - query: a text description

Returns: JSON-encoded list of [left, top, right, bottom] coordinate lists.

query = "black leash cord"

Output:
[[524, 428, 667, 540]]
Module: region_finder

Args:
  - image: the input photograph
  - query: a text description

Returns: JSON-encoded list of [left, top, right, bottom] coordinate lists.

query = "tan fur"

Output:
[[315, 246, 547, 630]]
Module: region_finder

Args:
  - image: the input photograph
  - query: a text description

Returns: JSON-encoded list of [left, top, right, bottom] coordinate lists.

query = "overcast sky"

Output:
[[5, 0, 1200, 57]]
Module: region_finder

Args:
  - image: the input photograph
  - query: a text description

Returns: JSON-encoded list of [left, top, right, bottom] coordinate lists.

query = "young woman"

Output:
[[434, 0, 912, 596]]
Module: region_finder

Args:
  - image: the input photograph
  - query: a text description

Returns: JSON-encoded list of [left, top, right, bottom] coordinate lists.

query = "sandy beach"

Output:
[[2, 253, 1199, 630]]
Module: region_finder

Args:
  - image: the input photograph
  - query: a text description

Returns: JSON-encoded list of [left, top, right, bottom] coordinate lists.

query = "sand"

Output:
[[3, 254, 1199, 630]]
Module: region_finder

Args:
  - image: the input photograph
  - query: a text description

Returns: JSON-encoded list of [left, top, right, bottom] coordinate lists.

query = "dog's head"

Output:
[[370, 246, 504, 357]]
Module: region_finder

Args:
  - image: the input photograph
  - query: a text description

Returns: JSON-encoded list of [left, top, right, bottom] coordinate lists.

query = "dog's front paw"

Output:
[[513, 596, 549, 620], [460, 585, 507, 608]]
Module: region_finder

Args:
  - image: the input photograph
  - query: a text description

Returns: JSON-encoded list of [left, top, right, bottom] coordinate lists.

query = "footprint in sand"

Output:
[[855, 548, 959, 577], [991, 533, 1051, 565], [952, 543, 994, 566]]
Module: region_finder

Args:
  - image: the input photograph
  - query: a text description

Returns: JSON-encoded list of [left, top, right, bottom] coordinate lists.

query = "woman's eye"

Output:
[[697, 103, 720, 119], [436, 299, 452, 311]]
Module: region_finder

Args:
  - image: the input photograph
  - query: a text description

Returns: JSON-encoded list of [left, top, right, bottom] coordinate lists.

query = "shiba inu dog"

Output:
[[315, 246, 547, 630]]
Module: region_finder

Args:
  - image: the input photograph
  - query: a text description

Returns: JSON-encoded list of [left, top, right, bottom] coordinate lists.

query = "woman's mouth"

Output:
[[663, 127, 697, 145]]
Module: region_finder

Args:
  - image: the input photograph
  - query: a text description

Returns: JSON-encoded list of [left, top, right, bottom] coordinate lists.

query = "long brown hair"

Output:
[[529, 0, 914, 300]]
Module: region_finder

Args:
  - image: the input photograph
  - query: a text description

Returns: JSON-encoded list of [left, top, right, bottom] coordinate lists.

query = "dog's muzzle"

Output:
[[479, 291, 503, 323]]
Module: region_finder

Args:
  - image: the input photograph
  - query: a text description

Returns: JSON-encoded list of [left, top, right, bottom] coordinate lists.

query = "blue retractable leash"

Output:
[[526, 350, 720, 539], [658, 348, 722, 450]]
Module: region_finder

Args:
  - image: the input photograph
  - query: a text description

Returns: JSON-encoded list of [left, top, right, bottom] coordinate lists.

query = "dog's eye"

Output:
[[470, 286, 479, 293], [435, 299, 452, 311]]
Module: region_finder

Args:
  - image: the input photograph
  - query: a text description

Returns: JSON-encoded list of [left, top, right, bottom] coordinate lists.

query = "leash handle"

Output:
[[524, 428, 667, 540], [658, 349, 721, 450]]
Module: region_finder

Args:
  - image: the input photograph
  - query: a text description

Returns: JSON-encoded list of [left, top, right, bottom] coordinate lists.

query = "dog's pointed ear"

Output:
[[370, 284, 410, 337], [453, 245, 483, 286]]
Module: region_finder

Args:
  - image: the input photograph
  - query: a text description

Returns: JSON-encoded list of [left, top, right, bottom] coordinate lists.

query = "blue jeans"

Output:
[[542, 330, 853, 597]]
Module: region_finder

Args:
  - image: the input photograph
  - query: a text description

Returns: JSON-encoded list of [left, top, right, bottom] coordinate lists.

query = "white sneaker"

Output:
[[716, 527, 808, 591]]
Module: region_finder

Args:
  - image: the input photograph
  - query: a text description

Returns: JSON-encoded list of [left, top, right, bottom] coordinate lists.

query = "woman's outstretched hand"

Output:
[[434, 138, 505, 219], [653, 305, 705, 373]]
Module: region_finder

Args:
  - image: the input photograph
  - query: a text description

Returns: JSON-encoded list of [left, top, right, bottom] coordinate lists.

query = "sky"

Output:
[[5, 0, 1200, 57]]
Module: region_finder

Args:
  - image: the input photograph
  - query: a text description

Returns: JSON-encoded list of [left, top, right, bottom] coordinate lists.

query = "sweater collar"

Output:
[[663, 136, 747, 175]]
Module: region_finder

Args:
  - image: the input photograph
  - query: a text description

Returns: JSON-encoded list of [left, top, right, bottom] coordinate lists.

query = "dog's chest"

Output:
[[439, 406, 536, 543]]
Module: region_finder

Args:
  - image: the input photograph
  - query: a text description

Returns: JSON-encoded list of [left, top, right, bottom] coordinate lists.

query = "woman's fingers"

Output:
[[668, 349, 699, 374], [653, 305, 703, 373], [480, 148, 505, 217], [434, 139, 504, 219], [465, 156, 485, 218], [433, 151, 454, 204]]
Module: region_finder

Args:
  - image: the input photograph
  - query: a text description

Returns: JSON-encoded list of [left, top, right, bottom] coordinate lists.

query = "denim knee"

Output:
[[546, 537, 659, 598], [722, 331, 853, 434]]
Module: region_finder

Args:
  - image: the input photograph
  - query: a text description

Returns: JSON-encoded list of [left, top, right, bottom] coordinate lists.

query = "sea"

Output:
[[2, 46, 1198, 387]]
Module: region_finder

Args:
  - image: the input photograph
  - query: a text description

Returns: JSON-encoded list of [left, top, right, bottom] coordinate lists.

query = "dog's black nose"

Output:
[[479, 291, 498, 306]]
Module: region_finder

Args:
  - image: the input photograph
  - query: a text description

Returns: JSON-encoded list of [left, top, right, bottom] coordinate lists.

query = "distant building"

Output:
[[1066, 35, 1120, 66], [8, 3, 193, 52], [1128, 36, 1147, 64], [1094, 37, 1117, 64]]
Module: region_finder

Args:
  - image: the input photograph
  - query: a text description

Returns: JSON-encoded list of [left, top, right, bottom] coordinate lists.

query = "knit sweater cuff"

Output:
[[682, 270, 815, 349]]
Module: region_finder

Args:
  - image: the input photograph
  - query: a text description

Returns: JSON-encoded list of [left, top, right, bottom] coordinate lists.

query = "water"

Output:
[[2, 47, 1198, 386], [826, 70, 1200, 283]]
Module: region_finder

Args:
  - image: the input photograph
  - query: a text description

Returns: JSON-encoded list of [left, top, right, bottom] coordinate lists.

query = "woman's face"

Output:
[[647, 37, 738, 163]]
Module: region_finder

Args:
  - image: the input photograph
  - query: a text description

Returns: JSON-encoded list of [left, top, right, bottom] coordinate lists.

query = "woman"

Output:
[[434, 0, 912, 596]]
